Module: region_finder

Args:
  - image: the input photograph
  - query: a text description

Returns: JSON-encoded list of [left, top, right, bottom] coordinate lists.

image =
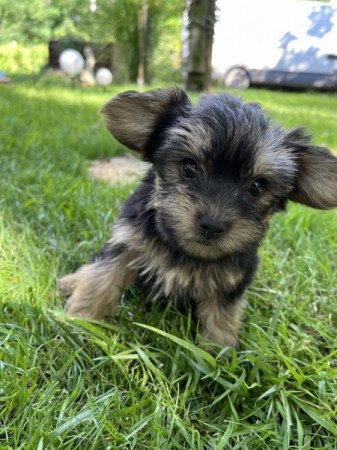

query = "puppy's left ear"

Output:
[[286, 129, 337, 209], [100, 88, 190, 156]]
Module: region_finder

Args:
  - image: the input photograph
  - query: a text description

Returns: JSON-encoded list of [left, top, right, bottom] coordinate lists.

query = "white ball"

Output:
[[59, 49, 84, 77], [96, 68, 113, 86]]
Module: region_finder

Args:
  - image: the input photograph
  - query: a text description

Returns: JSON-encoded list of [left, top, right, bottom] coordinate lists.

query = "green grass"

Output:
[[1, 77, 337, 449]]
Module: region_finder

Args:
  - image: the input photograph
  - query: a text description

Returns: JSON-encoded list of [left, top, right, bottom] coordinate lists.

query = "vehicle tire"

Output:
[[224, 67, 250, 88]]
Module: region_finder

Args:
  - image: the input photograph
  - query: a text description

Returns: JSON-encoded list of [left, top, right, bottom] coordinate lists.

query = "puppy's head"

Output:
[[101, 88, 337, 260]]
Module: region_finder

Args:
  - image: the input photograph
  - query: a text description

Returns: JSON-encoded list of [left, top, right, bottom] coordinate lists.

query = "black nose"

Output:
[[199, 215, 229, 237]]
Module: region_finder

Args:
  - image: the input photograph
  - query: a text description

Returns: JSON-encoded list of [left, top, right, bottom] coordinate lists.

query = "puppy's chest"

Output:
[[131, 244, 244, 302]]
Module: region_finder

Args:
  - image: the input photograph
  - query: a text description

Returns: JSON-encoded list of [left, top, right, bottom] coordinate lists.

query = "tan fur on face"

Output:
[[154, 184, 265, 260], [167, 119, 214, 160], [197, 297, 245, 347], [61, 250, 137, 320], [253, 132, 297, 179]]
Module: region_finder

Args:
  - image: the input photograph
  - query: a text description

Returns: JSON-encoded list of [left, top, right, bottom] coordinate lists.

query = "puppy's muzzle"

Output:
[[199, 215, 230, 239]]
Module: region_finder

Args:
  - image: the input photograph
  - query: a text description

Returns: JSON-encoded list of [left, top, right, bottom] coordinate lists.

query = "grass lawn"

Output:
[[1, 78, 337, 449]]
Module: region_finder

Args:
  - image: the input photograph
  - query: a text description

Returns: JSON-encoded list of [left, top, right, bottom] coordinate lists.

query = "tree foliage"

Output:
[[0, 0, 91, 43], [0, 0, 183, 82], [93, 0, 183, 82]]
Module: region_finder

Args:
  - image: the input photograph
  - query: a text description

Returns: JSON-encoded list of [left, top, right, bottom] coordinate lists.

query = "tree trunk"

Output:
[[186, 0, 216, 91], [0, 9, 7, 30], [137, 0, 147, 88], [138, 0, 153, 87], [144, 5, 153, 85]]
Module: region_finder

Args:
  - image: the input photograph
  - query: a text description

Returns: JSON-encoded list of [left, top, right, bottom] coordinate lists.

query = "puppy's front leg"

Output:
[[59, 248, 137, 320], [196, 297, 245, 347]]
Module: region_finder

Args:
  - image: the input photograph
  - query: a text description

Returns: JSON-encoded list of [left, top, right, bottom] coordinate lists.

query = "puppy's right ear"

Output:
[[100, 88, 190, 155]]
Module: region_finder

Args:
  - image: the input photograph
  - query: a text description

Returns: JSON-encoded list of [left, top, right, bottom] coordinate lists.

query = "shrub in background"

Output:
[[0, 42, 48, 75]]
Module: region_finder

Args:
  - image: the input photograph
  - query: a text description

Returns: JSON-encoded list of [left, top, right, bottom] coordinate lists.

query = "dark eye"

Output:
[[248, 178, 268, 198], [180, 159, 198, 179]]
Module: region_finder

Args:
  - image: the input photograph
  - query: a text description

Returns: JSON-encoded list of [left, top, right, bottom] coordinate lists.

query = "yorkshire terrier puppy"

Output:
[[59, 88, 337, 347]]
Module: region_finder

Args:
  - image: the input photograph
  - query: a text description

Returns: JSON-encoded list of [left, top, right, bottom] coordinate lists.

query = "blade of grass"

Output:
[[134, 322, 217, 369]]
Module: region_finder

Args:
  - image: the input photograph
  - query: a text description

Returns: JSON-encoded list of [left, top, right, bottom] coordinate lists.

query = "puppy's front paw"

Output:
[[197, 298, 244, 348], [65, 294, 98, 319], [58, 272, 103, 319], [58, 273, 78, 297], [201, 328, 239, 348]]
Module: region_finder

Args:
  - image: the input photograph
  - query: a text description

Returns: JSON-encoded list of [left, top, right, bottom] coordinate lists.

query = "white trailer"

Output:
[[212, 0, 337, 89]]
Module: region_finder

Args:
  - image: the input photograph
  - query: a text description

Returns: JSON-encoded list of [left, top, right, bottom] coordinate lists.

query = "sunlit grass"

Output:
[[0, 78, 336, 448]]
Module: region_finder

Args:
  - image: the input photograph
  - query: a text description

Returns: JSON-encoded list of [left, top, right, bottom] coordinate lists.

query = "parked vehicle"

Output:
[[212, 0, 337, 89]]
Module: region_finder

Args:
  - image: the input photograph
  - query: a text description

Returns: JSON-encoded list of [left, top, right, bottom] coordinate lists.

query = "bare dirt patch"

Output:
[[89, 155, 150, 184]]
